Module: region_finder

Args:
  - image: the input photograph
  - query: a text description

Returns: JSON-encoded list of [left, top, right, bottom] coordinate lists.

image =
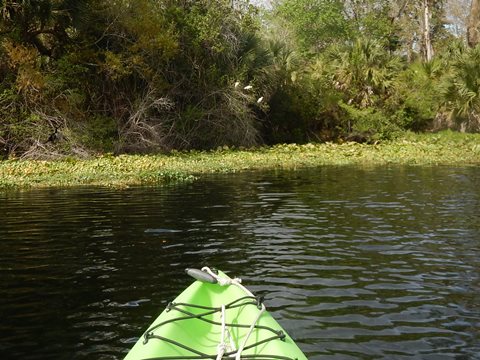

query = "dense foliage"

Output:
[[0, 0, 479, 158]]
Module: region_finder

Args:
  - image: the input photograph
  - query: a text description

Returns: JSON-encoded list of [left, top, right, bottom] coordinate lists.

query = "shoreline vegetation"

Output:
[[2, 1, 480, 163], [1, 131, 479, 190]]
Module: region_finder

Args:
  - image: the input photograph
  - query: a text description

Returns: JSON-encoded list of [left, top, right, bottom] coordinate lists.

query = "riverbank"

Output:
[[1, 131, 479, 190]]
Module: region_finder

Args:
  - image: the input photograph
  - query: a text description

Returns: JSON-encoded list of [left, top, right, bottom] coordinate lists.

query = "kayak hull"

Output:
[[124, 270, 307, 359]]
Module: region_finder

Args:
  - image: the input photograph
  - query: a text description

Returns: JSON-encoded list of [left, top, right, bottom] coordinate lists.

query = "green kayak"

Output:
[[124, 267, 308, 360]]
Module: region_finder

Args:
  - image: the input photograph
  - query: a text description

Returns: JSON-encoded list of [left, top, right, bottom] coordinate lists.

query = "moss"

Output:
[[1, 131, 479, 190]]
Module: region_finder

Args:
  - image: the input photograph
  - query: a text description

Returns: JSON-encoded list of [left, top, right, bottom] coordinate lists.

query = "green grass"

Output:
[[1, 131, 479, 190]]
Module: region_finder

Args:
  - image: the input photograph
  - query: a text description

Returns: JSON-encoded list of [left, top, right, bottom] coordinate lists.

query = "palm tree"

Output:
[[441, 45, 480, 132], [325, 37, 401, 109]]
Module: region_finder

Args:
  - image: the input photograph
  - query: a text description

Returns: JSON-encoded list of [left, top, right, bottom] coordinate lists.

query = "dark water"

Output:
[[1, 166, 479, 360]]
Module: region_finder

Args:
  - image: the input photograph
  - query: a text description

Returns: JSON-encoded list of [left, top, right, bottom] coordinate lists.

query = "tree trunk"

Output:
[[468, 0, 480, 47], [423, 0, 433, 61], [390, 0, 410, 23]]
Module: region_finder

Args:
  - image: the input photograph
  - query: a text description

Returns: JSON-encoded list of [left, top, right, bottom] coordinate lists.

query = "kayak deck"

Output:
[[124, 268, 308, 360]]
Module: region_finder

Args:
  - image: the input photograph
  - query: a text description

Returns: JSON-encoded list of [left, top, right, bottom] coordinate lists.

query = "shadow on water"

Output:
[[0, 166, 479, 359]]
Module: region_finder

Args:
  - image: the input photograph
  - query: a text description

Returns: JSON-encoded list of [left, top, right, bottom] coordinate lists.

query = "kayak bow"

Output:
[[124, 267, 308, 360]]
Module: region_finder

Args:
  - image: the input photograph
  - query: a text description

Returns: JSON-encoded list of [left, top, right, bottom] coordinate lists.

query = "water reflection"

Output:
[[0, 166, 479, 359]]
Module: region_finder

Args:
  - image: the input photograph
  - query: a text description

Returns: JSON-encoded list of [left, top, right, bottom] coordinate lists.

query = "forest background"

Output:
[[1, 0, 480, 159]]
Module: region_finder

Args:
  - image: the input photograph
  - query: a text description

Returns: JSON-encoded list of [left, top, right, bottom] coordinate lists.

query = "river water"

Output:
[[0, 166, 479, 359]]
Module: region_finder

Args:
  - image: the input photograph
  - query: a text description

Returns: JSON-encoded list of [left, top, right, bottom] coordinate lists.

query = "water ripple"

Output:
[[0, 167, 479, 359]]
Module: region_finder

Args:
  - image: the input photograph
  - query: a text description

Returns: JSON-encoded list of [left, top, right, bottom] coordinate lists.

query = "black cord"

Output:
[[142, 356, 294, 360], [145, 296, 276, 339], [140, 295, 294, 360]]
